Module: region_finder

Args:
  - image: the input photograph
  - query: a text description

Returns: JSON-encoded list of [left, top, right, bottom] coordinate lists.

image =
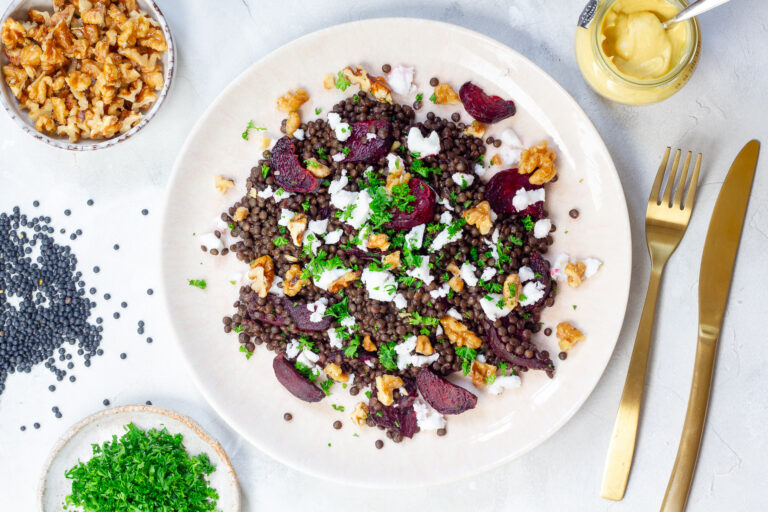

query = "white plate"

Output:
[[160, 18, 631, 488], [39, 405, 240, 511]]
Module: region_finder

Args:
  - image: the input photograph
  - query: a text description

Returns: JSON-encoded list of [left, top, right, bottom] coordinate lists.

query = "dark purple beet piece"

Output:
[[271, 136, 318, 193], [459, 81, 516, 124], [416, 368, 477, 415], [272, 354, 325, 402], [369, 378, 418, 437], [484, 320, 554, 372], [281, 297, 331, 332], [345, 120, 393, 163], [521, 253, 552, 311], [485, 169, 544, 218], [383, 178, 436, 230]]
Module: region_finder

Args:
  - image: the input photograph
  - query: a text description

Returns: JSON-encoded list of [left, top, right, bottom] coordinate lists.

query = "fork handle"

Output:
[[600, 264, 663, 500]]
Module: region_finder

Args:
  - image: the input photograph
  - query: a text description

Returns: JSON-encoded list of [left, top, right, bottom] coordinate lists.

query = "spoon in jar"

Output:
[[663, 0, 733, 29]]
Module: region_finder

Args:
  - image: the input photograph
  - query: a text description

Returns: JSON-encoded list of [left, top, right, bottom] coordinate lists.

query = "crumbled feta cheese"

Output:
[[439, 211, 452, 224], [438, 197, 454, 211], [460, 262, 478, 287], [474, 163, 489, 178], [386, 65, 415, 95], [340, 316, 356, 329], [328, 170, 349, 195], [198, 232, 222, 251], [476, 354, 487, 363], [436, 325, 443, 336], [386, 153, 403, 172], [551, 253, 570, 280], [413, 398, 446, 430], [330, 190, 357, 210], [447, 308, 462, 320], [255, 186, 273, 200], [533, 218, 551, 239], [480, 293, 510, 322], [293, 128, 305, 141], [512, 188, 545, 212], [332, 152, 346, 162], [407, 126, 441, 157], [327, 328, 343, 349], [395, 335, 439, 370], [405, 224, 425, 249], [365, 360, 375, 368], [278, 208, 295, 227], [297, 349, 319, 368], [430, 283, 450, 299], [285, 339, 300, 359], [269, 276, 284, 296], [451, 173, 475, 188], [307, 298, 328, 323], [361, 267, 398, 302], [484, 237, 499, 261], [486, 374, 522, 395], [519, 281, 546, 307], [345, 189, 373, 229], [366, 133, 377, 140], [491, 227, 500, 244], [314, 268, 350, 291], [500, 128, 523, 148], [273, 187, 292, 200], [584, 258, 603, 278], [394, 293, 407, 309], [480, 267, 497, 281], [324, 229, 343, 245], [518, 265, 535, 282], [430, 225, 463, 252], [406, 256, 434, 286], [327, 112, 351, 142], [308, 219, 328, 235]]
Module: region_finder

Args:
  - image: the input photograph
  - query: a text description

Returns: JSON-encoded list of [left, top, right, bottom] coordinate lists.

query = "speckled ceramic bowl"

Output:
[[0, 0, 176, 151]]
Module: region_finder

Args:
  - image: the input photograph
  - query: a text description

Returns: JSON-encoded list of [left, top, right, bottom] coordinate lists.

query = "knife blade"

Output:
[[661, 140, 760, 512]]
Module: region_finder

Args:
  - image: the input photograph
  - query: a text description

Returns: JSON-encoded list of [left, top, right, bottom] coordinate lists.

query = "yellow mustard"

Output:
[[575, 0, 700, 105]]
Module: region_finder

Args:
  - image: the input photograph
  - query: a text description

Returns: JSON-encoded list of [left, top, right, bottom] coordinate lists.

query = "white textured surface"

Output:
[[1, 0, 767, 510]]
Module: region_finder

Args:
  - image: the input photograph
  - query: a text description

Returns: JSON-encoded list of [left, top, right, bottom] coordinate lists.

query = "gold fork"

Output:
[[601, 148, 703, 501]]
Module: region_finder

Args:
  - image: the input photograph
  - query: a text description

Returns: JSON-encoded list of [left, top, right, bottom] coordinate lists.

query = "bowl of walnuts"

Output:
[[0, 0, 175, 150]]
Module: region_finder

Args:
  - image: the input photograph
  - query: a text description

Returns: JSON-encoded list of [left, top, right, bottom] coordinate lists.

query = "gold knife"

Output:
[[661, 140, 761, 511]]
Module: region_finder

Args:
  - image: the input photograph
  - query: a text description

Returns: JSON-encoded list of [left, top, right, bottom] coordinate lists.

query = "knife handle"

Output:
[[661, 328, 719, 512]]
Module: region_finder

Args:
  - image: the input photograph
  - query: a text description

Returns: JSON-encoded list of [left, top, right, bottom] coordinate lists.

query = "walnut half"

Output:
[[248, 255, 275, 298], [375, 374, 404, 406], [328, 270, 360, 294], [415, 335, 434, 356], [502, 273, 522, 310], [304, 158, 331, 178], [564, 262, 586, 288], [433, 83, 460, 105], [276, 88, 309, 113], [366, 233, 390, 251], [215, 175, 234, 193], [282, 264, 308, 297], [462, 201, 493, 235], [519, 141, 557, 185], [557, 322, 585, 352], [446, 262, 464, 293], [287, 213, 307, 247], [350, 401, 369, 427], [440, 317, 482, 349], [324, 363, 349, 383], [469, 360, 497, 388]]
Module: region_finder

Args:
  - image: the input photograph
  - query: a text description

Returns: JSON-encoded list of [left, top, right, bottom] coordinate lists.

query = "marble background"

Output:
[[1, 0, 766, 510]]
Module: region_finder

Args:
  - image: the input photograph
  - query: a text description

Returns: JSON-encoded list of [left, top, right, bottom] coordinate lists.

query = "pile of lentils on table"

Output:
[[218, 78, 559, 443]]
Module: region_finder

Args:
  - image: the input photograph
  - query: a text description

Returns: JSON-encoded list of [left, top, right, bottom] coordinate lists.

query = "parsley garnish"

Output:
[[317, 147, 328, 160], [188, 279, 207, 290], [273, 236, 289, 247], [234, 325, 243, 333], [315, 107, 322, 115], [301, 198, 310, 211], [455, 346, 477, 376], [238, 345, 253, 359], [342, 146, 351, 156], [325, 296, 350, 321], [295, 362, 318, 381], [320, 379, 334, 396], [241, 121, 265, 140], [429, 92, 437, 103], [411, 158, 441, 178], [408, 311, 440, 327], [298, 334, 316, 353], [365, 391, 372, 399], [344, 335, 361, 358], [509, 235, 523, 246], [261, 164, 270, 178], [378, 341, 398, 371], [335, 71, 351, 91], [416, 92, 423, 102], [331, 404, 345, 412], [522, 215, 534, 231]]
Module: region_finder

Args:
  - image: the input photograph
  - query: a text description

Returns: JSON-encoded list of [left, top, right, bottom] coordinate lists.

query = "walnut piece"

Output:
[[324, 363, 349, 383], [304, 158, 331, 178], [366, 233, 390, 251], [323, 74, 335, 90], [362, 335, 377, 352], [519, 141, 557, 185], [342, 66, 392, 103], [248, 255, 275, 298], [350, 401, 369, 427], [415, 335, 434, 356], [502, 273, 522, 310], [557, 322, 585, 352], [564, 262, 586, 288], [375, 374, 404, 406], [287, 213, 308, 247], [233, 207, 249, 222], [276, 88, 309, 113], [469, 360, 497, 388], [382, 251, 400, 270], [328, 270, 361, 294], [464, 121, 486, 138], [440, 317, 482, 349], [282, 264, 308, 296], [285, 111, 301, 137], [446, 262, 464, 292], [462, 200, 493, 235], [434, 83, 461, 104], [258, 137, 271, 151], [490, 154, 502, 166], [215, 176, 234, 194], [385, 161, 411, 194]]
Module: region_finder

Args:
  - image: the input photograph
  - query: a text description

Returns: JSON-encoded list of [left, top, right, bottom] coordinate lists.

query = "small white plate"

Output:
[[160, 18, 632, 487], [39, 405, 240, 511]]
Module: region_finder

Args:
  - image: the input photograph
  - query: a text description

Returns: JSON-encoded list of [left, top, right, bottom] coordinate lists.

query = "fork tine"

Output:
[[650, 147, 671, 202], [673, 151, 692, 208], [683, 153, 702, 211], [662, 149, 682, 205]]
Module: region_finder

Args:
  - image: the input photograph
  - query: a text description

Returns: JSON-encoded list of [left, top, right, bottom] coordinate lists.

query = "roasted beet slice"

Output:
[[484, 320, 554, 373], [459, 81, 516, 124], [416, 368, 477, 415], [485, 169, 544, 218], [368, 394, 418, 438], [281, 297, 331, 332], [272, 354, 325, 402], [344, 120, 393, 164], [522, 253, 552, 311], [271, 136, 318, 193], [383, 178, 436, 230]]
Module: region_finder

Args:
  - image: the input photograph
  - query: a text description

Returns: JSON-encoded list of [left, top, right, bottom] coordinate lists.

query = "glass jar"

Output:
[[575, 0, 701, 105]]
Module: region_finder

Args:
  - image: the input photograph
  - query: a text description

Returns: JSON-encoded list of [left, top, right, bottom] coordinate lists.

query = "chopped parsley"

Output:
[[238, 345, 253, 359], [411, 158, 441, 178], [324, 296, 350, 321], [498, 362, 508, 376], [415, 92, 423, 102], [188, 279, 207, 290], [522, 215, 534, 231], [317, 147, 328, 160], [408, 311, 440, 327], [509, 235, 523, 246], [273, 236, 289, 247], [305, 159, 319, 169], [379, 341, 398, 371], [301, 198, 311, 211], [234, 325, 243, 333], [295, 362, 318, 382], [261, 164, 270, 178], [241, 120, 265, 140], [335, 71, 351, 91], [344, 336, 361, 358], [320, 379, 334, 396], [447, 218, 466, 237], [341, 146, 351, 156], [315, 107, 322, 115], [455, 346, 477, 376], [429, 92, 437, 103], [297, 334, 316, 353], [365, 391, 372, 399], [331, 404, 345, 412]]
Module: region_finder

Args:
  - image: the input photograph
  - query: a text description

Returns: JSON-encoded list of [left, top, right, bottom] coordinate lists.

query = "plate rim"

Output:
[[159, 16, 632, 488], [37, 404, 241, 511]]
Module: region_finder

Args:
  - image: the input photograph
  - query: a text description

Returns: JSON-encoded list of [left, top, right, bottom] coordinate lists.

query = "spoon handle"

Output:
[[669, 0, 732, 25]]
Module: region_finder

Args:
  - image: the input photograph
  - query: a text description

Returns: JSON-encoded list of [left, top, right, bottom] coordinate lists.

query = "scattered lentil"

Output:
[[283, 412, 293, 421]]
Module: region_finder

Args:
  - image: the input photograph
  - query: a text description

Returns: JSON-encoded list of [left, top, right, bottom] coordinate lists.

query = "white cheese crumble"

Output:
[[395, 335, 439, 370], [407, 126, 441, 157], [285, 339, 300, 359], [413, 398, 446, 430], [327, 112, 351, 142], [386, 153, 403, 172], [307, 298, 328, 323], [512, 188, 545, 212], [361, 268, 397, 302], [519, 281, 546, 307], [386, 64, 415, 95], [446, 308, 462, 320], [406, 256, 434, 286], [328, 170, 349, 195], [257, 186, 274, 200], [551, 253, 570, 280], [500, 147, 522, 166], [332, 152, 346, 162], [438, 197, 454, 211], [324, 229, 343, 245], [308, 219, 328, 235], [451, 172, 475, 188], [500, 128, 523, 148], [327, 328, 343, 349], [480, 294, 508, 322], [293, 128, 305, 141], [394, 293, 407, 310], [474, 163, 489, 179], [330, 190, 357, 211], [429, 225, 463, 252], [518, 265, 535, 282], [366, 133, 377, 140], [429, 283, 450, 299], [345, 189, 373, 230], [486, 374, 522, 395], [584, 258, 603, 278], [269, 276, 284, 296], [278, 208, 295, 227], [198, 232, 222, 251], [273, 187, 292, 200], [460, 262, 478, 287], [340, 316, 356, 329], [314, 268, 350, 291], [480, 267, 497, 281], [405, 224, 425, 249], [533, 218, 551, 239], [296, 349, 319, 368], [439, 211, 452, 224]]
